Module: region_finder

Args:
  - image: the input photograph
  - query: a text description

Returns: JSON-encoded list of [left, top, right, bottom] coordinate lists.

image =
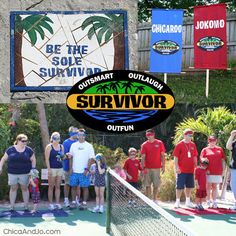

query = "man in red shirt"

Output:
[[173, 129, 198, 208], [141, 129, 166, 204]]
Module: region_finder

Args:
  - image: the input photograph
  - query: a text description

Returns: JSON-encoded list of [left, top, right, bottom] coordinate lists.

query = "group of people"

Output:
[[0, 127, 236, 213], [114, 128, 236, 210], [0, 127, 107, 214]]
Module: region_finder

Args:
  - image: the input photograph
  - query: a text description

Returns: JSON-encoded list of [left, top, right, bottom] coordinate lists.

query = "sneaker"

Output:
[[24, 207, 30, 212], [195, 205, 201, 210], [128, 200, 133, 207], [207, 200, 212, 207], [64, 200, 70, 208], [92, 206, 99, 213], [9, 207, 15, 212], [99, 206, 104, 213], [55, 204, 62, 210], [174, 201, 180, 208], [199, 205, 204, 211], [48, 204, 55, 211], [185, 202, 194, 208], [81, 201, 87, 208], [70, 201, 77, 209], [132, 200, 137, 207], [212, 203, 218, 209], [229, 205, 236, 211]]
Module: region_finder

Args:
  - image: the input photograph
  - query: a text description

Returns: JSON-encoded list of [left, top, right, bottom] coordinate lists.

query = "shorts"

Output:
[[50, 168, 63, 177], [63, 171, 70, 185], [128, 182, 139, 189], [8, 174, 29, 186], [196, 189, 207, 198], [176, 173, 194, 189], [207, 175, 222, 184], [31, 192, 40, 204], [143, 169, 160, 188], [70, 173, 90, 187]]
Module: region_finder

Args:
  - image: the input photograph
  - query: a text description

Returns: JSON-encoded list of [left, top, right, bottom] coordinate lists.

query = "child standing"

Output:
[[29, 169, 40, 213], [92, 153, 107, 213], [114, 157, 126, 180], [195, 158, 209, 210], [123, 148, 142, 206]]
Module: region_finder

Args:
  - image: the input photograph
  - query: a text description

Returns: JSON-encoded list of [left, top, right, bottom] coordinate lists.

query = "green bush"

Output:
[[159, 160, 176, 201]]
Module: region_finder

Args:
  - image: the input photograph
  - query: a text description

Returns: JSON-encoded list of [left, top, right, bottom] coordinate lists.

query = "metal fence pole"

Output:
[[106, 169, 111, 234]]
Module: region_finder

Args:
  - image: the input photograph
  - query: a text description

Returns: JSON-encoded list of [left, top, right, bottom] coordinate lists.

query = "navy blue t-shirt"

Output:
[[49, 144, 63, 169], [6, 146, 34, 174], [62, 138, 77, 171]]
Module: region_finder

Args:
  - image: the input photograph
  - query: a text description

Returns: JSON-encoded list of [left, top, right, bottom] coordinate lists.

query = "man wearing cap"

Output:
[[200, 135, 226, 208], [173, 129, 198, 208], [69, 128, 95, 209], [62, 126, 78, 207], [141, 129, 166, 204]]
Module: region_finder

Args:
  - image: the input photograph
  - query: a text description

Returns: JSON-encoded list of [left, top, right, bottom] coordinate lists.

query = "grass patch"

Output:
[[151, 72, 236, 104]]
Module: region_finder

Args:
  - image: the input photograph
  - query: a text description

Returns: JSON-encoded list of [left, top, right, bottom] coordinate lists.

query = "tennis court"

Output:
[[0, 170, 235, 236], [0, 202, 108, 236], [161, 196, 236, 236]]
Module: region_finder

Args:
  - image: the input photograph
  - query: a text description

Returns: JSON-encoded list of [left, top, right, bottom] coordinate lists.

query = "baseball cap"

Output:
[[184, 129, 194, 136], [208, 135, 217, 142]]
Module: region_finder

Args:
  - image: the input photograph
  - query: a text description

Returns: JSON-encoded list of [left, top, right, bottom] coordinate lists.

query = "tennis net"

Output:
[[106, 169, 196, 236]]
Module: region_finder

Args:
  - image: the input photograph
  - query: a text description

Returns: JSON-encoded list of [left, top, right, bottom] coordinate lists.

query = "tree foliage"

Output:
[[138, 0, 236, 22]]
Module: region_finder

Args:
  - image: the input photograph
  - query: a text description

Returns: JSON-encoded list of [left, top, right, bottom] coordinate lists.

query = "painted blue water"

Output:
[[84, 110, 158, 123]]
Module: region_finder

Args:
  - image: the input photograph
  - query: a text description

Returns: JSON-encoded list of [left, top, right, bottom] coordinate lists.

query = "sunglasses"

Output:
[[52, 136, 60, 141], [20, 139, 28, 143]]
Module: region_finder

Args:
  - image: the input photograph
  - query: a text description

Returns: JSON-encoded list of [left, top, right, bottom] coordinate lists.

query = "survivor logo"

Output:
[[66, 70, 175, 133]]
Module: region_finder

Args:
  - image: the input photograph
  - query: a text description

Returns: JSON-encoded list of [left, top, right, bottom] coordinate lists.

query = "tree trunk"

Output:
[[14, 30, 26, 86], [36, 103, 50, 152], [113, 31, 125, 70]]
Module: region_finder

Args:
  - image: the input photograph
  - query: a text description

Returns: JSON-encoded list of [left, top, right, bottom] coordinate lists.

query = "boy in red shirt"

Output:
[[195, 158, 209, 210], [124, 147, 142, 206]]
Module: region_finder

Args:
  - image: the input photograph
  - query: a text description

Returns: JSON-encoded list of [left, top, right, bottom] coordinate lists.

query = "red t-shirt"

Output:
[[200, 146, 226, 175], [29, 178, 39, 193], [195, 167, 207, 190], [172, 140, 198, 174], [141, 139, 166, 168], [123, 158, 142, 183]]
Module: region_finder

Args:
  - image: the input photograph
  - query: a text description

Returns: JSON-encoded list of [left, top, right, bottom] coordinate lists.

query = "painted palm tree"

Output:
[[121, 81, 135, 94], [81, 14, 125, 70], [134, 85, 145, 94], [96, 84, 109, 94], [14, 14, 54, 86], [109, 81, 121, 94]]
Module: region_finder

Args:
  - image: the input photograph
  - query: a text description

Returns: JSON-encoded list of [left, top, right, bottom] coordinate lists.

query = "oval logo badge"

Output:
[[66, 70, 175, 133], [197, 36, 224, 51], [152, 40, 180, 55]]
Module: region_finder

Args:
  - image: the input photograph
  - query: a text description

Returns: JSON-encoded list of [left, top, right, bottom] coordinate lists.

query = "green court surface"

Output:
[[161, 202, 236, 236], [0, 206, 108, 236]]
